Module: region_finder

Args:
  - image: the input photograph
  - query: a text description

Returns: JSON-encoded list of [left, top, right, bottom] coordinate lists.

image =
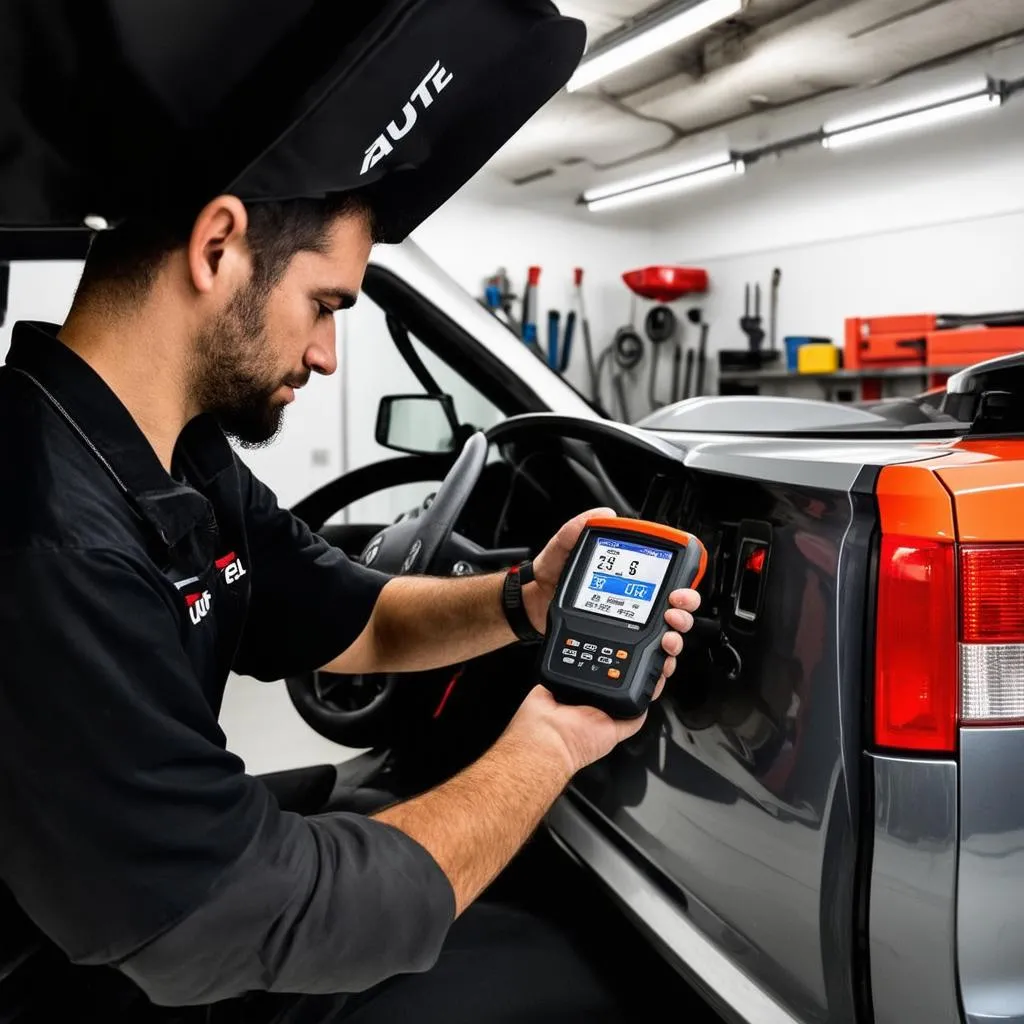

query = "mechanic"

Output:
[[0, 191, 700, 1023]]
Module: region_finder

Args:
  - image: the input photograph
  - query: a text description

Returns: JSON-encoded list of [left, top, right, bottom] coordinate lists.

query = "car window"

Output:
[[337, 293, 503, 526]]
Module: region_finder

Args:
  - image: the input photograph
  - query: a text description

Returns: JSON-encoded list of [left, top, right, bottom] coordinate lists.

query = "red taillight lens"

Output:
[[875, 535, 958, 753], [960, 547, 1024, 644]]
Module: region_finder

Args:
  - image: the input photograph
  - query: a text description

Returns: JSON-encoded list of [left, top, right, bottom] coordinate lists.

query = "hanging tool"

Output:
[[769, 268, 781, 353], [521, 265, 542, 356], [684, 308, 710, 398], [596, 325, 644, 422], [740, 282, 765, 353], [559, 309, 576, 374], [643, 304, 682, 411], [682, 346, 695, 400], [574, 268, 598, 401], [480, 267, 520, 332], [695, 310, 711, 397], [547, 310, 562, 370]]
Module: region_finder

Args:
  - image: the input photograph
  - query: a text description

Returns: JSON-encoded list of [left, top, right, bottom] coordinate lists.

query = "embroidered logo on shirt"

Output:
[[185, 590, 213, 626], [215, 551, 247, 586]]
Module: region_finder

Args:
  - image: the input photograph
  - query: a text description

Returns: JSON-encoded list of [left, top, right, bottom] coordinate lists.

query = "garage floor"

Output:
[[220, 674, 364, 775]]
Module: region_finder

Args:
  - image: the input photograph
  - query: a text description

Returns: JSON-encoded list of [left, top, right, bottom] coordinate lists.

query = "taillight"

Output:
[[875, 539, 1024, 753], [875, 535, 958, 753], [959, 546, 1024, 724]]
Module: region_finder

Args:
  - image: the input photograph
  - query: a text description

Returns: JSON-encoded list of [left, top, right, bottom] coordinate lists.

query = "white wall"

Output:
[[410, 187, 653, 399], [1, 261, 82, 358], [634, 42, 1024, 404]]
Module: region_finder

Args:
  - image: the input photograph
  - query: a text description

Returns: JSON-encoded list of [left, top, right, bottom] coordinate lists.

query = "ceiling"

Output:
[[487, 0, 1024, 198]]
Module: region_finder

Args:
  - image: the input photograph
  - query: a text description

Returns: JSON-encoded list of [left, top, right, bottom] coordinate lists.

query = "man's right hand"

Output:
[[373, 680, 666, 918], [503, 681, 662, 777]]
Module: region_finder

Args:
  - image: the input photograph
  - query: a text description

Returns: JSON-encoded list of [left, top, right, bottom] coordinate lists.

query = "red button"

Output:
[[607, 669, 621, 680]]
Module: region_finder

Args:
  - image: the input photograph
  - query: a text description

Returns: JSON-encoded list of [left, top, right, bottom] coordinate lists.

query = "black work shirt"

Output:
[[0, 323, 454, 1012]]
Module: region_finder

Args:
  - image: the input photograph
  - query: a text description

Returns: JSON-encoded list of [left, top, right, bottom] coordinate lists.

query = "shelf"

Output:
[[717, 364, 966, 383]]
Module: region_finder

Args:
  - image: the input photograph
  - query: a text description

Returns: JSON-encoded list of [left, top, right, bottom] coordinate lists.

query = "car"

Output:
[[272, 237, 1024, 1024]]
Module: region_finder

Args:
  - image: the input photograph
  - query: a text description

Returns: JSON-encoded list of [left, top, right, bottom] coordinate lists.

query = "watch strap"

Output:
[[502, 560, 543, 643]]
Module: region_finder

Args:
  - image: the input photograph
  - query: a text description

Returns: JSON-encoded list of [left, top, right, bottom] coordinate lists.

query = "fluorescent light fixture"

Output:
[[584, 154, 744, 212], [567, 0, 743, 93], [822, 79, 1002, 150]]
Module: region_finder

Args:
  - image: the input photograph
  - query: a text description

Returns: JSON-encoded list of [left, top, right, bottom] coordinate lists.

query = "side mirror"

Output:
[[375, 394, 459, 455]]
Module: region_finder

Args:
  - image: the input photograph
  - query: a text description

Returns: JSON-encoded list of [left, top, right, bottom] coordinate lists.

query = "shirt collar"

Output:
[[4, 321, 234, 549]]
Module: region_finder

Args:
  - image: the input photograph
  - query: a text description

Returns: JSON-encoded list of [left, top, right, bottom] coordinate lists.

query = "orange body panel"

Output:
[[875, 463, 956, 541], [878, 441, 1024, 543], [935, 442, 1024, 543]]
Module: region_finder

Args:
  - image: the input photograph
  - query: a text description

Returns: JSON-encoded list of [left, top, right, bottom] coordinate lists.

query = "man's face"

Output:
[[192, 212, 373, 446]]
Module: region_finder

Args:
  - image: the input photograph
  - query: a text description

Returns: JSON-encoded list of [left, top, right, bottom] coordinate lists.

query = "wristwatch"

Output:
[[502, 560, 545, 643]]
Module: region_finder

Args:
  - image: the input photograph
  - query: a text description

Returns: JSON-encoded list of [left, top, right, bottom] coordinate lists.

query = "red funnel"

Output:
[[623, 266, 708, 302]]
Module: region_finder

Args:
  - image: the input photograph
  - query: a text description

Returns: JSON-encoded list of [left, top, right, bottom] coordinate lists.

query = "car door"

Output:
[[551, 433, 949, 1024]]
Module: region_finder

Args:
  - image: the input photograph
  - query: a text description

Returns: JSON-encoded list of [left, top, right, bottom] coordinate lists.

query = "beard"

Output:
[[191, 279, 303, 448]]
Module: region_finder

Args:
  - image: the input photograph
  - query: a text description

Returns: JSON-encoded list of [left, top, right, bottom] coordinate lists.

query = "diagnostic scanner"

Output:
[[539, 517, 708, 719]]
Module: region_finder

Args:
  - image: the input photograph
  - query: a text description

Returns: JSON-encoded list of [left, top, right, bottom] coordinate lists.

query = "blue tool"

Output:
[[548, 310, 561, 370]]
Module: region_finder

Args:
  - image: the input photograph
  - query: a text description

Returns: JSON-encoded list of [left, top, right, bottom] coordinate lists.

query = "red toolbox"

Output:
[[845, 312, 1024, 372]]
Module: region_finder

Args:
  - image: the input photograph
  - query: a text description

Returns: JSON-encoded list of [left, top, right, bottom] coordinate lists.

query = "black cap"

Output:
[[0, 0, 585, 243]]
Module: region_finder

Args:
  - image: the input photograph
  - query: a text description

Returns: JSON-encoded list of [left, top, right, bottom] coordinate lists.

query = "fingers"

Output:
[[665, 607, 695, 636], [659, 654, 677, 681], [537, 509, 617, 585], [577, 506, 617, 523], [661, 630, 684, 659], [668, 588, 702, 614], [653, 676, 666, 701], [556, 507, 616, 551]]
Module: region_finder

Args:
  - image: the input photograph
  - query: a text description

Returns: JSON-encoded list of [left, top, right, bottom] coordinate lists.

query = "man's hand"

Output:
[[525, 508, 617, 630], [524, 508, 701, 689], [327, 507, 698, 678], [506, 568, 697, 774]]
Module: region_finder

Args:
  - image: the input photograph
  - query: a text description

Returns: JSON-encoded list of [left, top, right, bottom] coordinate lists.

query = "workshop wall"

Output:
[[412, 188, 655, 398], [635, 44, 1024, 408], [0, 261, 82, 358]]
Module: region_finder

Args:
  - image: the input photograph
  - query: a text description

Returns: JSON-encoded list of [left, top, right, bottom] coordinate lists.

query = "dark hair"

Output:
[[75, 193, 376, 306]]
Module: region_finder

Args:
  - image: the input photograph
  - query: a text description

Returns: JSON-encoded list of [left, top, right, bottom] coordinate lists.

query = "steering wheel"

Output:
[[357, 430, 487, 576], [286, 431, 526, 749], [286, 413, 677, 749]]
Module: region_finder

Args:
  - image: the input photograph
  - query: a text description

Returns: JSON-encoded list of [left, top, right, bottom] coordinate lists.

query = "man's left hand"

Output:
[[524, 508, 702, 682]]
